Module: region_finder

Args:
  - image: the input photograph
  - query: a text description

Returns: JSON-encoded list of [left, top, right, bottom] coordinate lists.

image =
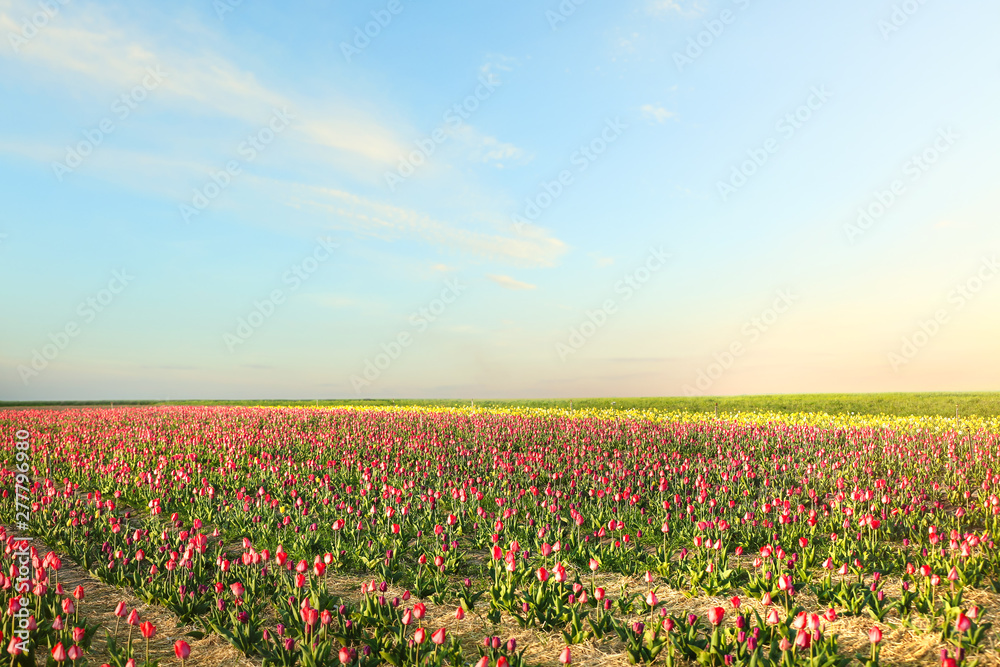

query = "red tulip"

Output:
[[174, 640, 191, 660], [431, 628, 446, 645], [955, 612, 971, 633], [558, 646, 572, 664], [869, 626, 882, 644], [707, 606, 725, 626]]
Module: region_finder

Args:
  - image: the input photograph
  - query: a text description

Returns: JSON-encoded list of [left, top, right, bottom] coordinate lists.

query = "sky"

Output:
[[1, 0, 999, 401]]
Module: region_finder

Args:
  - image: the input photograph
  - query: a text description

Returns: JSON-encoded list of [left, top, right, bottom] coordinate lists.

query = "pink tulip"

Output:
[[50, 642, 67, 662]]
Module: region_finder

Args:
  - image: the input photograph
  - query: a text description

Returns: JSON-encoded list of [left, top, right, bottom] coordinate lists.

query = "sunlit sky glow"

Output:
[[2, 0, 999, 400]]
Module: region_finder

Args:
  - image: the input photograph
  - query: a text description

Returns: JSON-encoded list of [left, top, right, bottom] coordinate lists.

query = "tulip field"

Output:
[[4, 406, 1000, 667]]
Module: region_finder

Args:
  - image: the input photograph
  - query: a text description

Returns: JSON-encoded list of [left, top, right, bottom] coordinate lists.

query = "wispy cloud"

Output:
[[291, 186, 567, 267], [0, 3, 567, 271], [487, 274, 537, 290], [588, 253, 615, 268], [311, 294, 357, 309], [0, 3, 406, 167]]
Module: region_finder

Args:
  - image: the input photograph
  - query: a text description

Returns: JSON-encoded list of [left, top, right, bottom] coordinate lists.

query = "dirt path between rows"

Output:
[[20, 533, 1000, 666], [23, 535, 259, 667]]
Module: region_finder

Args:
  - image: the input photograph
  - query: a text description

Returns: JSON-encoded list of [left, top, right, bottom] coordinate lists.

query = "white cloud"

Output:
[[648, 0, 707, 17], [480, 53, 517, 80], [449, 125, 529, 168], [474, 136, 527, 167], [618, 32, 638, 53], [640, 104, 677, 124], [486, 274, 537, 291]]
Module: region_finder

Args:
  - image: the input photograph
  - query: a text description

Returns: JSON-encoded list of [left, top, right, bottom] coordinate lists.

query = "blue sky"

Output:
[[2, 0, 999, 400]]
